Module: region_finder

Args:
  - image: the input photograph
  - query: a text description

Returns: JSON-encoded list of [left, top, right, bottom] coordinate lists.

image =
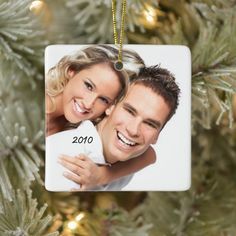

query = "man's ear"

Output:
[[105, 105, 115, 116], [151, 134, 159, 145]]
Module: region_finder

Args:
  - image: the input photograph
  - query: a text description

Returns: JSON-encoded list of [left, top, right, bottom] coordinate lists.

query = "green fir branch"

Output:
[[0, 189, 58, 236], [0, 0, 48, 86], [64, 0, 158, 43], [84, 207, 152, 236], [0, 100, 44, 201], [191, 2, 236, 127], [64, 0, 115, 43], [135, 174, 236, 235]]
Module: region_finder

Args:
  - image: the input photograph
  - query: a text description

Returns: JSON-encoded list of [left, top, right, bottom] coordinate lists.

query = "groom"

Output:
[[59, 65, 180, 190]]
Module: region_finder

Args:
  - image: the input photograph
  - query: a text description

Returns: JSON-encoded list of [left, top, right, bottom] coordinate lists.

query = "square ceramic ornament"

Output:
[[45, 45, 191, 191]]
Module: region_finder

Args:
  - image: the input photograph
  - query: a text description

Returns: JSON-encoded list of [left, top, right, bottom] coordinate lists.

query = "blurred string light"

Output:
[[65, 212, 85, 233], [29, 0, 45, 14], [29, 0, 51, 25], [75, 212, 85, 222], [144, 5, 157, 24], [140, 3, 164, 29], [67, 220, 78, 230]]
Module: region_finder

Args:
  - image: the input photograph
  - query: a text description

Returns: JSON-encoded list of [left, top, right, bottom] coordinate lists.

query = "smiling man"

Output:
[[54, 65, 180, 190], [98, 83, 170, 164], [97, 65, 180, 165]]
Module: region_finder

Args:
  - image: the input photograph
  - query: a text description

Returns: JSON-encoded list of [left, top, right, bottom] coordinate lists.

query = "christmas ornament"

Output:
[[45, 44, 191, 191]]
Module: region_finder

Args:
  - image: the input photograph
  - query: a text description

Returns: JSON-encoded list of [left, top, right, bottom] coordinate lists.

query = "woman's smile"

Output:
[[72, 99, 90, 118], [73, 99, 90, 114]]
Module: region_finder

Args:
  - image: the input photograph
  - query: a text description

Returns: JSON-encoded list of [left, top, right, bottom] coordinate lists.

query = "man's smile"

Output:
[[116, 131, 138, 147]]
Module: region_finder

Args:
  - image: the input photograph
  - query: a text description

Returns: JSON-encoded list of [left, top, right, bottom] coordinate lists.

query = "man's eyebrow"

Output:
[[123, 103, 137, 114]]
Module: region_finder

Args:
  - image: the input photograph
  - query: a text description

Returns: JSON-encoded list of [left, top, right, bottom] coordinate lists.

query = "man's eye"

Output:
[[84, 81, 93, 91], [125, 108, 135, 116], [146, 122, 158, 129]]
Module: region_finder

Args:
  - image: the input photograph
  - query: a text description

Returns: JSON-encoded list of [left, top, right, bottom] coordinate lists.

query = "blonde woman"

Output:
[[46, 45, 156, 190]]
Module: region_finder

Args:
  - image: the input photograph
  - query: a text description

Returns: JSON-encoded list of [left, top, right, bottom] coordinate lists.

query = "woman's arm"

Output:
[[59, 146, 156, 190], [98, 146, 156, 185]]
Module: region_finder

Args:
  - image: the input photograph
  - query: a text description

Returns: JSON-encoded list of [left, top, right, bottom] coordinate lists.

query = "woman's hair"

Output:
[[46, 45, 145, 104]]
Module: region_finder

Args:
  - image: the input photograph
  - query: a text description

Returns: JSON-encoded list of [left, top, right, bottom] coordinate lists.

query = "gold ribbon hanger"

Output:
[[111, 0, 127, 71]]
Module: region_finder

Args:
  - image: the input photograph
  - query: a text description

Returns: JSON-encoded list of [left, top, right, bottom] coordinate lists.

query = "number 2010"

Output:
[[72, 136, 93, 144]]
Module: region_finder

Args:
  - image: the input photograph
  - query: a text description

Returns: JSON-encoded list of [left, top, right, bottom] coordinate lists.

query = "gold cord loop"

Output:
[[111, 0, 126, 70]]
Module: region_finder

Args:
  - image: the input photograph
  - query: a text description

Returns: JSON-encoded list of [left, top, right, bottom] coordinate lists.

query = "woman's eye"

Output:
[[84, 81, 93, 91], [99, 97, 109, 105]]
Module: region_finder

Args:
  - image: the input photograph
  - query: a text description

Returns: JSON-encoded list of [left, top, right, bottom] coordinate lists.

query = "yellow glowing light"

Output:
[[29, 1, 44, 13], [146, 14, 155, 23], [143, 6, 157, 24], [75, 213, 85, 222], [29, 0, 52, 26], [67, 220, 78, 230]]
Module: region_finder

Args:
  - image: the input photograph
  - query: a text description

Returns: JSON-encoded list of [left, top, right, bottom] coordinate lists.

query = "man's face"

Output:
[[99, 83, 171, 163]]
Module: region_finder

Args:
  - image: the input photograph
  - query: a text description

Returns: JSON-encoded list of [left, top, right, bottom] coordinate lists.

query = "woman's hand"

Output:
[[58, 154, 105, 191]]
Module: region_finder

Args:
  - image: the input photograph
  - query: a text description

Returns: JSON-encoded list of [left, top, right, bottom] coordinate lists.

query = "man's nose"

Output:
[[126, 119, 141, 137], [83, 94, 97, 110]]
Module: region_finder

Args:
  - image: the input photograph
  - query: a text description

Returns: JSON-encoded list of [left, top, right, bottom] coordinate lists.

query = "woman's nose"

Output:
[[83, 94, 97, 110]]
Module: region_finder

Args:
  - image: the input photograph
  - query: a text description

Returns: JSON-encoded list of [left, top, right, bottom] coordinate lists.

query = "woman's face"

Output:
[[62, 63, 122, 123]]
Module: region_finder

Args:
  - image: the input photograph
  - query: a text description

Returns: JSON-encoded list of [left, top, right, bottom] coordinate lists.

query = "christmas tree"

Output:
[[0, 0, 236, 235]]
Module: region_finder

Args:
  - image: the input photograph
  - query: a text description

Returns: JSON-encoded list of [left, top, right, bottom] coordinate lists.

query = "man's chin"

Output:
[[106, 145, 144, 163], [113, 152, 139, 162], [107, 151, 131, 163]]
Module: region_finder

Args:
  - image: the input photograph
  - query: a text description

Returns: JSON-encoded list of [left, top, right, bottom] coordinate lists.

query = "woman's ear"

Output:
[[105, 105, 115, 116], [68, 69, 75, 78]]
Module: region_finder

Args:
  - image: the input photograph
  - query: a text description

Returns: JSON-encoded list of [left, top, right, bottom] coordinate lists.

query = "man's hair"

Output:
[[130, 65, 180, 123]]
